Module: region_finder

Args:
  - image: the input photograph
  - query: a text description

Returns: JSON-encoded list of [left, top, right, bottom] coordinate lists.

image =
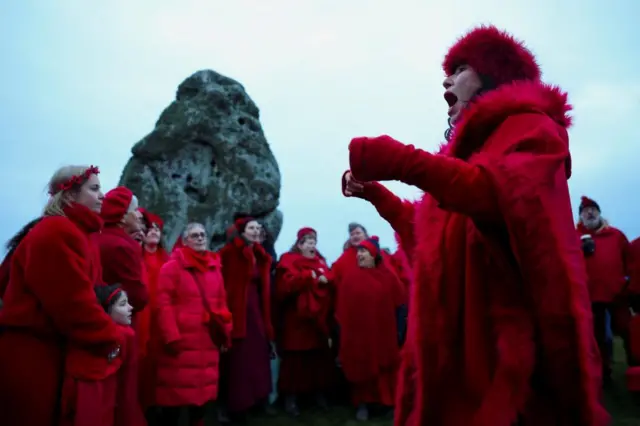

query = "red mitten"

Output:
[[348, 135, 410, 182]]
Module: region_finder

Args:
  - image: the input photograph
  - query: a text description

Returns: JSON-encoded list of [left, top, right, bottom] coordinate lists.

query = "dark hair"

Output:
[[5, 217, 42, 256], [94, 284, 123, 312], [348, 222, 367, 235]]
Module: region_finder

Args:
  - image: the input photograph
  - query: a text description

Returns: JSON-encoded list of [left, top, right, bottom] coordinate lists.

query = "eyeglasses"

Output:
[[188, 232, 206, 239]]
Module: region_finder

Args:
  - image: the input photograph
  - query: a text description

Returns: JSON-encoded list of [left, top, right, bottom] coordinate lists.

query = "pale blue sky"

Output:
[[1, 1, 638, 262]]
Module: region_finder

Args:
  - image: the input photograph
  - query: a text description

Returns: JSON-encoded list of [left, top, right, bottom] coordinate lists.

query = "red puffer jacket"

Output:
[[154, 247, 232, 406]]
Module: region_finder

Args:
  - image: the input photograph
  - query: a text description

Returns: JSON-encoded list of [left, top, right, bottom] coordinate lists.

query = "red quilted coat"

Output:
[[346, 80, 608, 425], [154, 247, 232, 406]]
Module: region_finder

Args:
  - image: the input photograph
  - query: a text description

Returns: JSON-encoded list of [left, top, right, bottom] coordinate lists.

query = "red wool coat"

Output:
[[155, 248, 232, 406], [0, 203, 122, 426], [218, 237, 274, 340], [577, 222, 629, 303], [336, 263, 405, 384], [275, 252, 333, 351], [92, 226, 149, 312], [60, 325, 145, 426], [347, 81, 608, 425]]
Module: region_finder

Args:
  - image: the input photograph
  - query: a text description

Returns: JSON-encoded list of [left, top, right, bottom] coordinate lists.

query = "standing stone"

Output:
[[119, 69, 283, 250]]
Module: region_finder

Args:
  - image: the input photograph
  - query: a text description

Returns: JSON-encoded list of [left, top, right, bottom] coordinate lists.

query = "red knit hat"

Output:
[[443, 25, 541, 88], [140, 208, 164, 231], [358, 236, 381, 259], [297, 227, 317, 242], [579, 196, 600, 213], [101, 187, 134, 224]]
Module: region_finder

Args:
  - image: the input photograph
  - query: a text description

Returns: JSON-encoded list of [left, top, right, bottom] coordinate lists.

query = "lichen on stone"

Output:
[[119, 69, 283, 250]]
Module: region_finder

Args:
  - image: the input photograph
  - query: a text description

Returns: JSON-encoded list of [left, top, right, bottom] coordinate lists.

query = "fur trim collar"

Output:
[[440, 80, 572, 161]]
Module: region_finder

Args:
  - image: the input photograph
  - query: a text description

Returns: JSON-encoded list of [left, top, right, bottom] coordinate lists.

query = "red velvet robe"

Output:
[[346, 81, 608, 425], [335, 262, 405, 406], [0, 203, 122, 426]]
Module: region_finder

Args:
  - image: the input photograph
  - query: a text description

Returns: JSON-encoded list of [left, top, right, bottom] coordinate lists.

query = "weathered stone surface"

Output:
[[119, 69, 283, 250]]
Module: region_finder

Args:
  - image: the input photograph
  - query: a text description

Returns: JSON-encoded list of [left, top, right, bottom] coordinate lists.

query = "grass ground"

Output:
[[199, 338, 640, 425]]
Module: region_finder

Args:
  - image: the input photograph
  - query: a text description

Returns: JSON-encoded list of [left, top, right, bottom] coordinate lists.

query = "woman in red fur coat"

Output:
[[335, 236, 405, 422], [275, 227, 336, 417], [342, 25, 608, 426], [137, 208, 170, 417], [154, 222, 232, 426], [60, 284, 144, 426], [0, 165, 123, 426], [217, 214, 275, 421]]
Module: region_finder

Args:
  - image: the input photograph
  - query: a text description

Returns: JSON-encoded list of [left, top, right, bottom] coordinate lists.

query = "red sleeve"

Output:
[[210, 268, 233, 347], [621, 230, 631, 280], [628, 239, 640, 295], [342, 171, 416, 258], [24, 219, 121, 351], [349, 137, 501, 222], [113, 243, 148, 312], [155, 262, 181, 345]]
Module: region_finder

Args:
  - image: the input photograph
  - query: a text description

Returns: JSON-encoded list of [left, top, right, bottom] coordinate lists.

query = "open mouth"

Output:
[[309, 249, 316, 255], [444, 91, 458, 116], [444, 91, 458, 107]]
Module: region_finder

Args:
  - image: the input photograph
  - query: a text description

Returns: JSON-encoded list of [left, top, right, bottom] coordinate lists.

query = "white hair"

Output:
[[182, 222, 206, 239], [127, 195, 139, 213]]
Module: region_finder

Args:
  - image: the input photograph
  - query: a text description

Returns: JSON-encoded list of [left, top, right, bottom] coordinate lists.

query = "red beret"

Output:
[[297, 227, 317, 241], [101, 186, 133, 225]]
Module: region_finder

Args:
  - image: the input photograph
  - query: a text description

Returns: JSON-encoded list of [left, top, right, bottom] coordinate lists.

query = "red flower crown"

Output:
[[49, 166, 100, 196]]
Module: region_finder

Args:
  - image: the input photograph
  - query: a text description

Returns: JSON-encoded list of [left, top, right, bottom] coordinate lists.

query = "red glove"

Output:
[[348, 135, 410, 182]]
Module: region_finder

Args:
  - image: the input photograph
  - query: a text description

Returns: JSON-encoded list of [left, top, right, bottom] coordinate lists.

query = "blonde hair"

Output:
[[44, 165, 95, 217]]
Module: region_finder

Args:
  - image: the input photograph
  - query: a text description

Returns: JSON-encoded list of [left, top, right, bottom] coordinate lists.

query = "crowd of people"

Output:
[[1, 24, 640, 426], [0, 165, 410, 425]]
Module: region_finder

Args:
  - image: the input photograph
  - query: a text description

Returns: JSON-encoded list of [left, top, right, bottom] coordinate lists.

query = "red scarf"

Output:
[[183, 246, 211, 272]]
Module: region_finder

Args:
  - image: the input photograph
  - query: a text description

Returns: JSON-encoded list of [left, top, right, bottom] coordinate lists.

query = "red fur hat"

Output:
[[359, 235, 381, 258], [579, 196, 600, 213], [443, 25, 541, 87], [297, 227, 317, 241], [101, 186, 133, 225]]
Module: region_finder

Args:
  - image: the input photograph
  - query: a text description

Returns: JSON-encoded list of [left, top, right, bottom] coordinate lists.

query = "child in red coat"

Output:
[[60, 285, 144, 426]]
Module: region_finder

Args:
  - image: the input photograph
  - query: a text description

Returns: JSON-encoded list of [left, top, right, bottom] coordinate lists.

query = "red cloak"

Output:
[[335, 262, 405, 405], [346, 80, 608, 426]]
